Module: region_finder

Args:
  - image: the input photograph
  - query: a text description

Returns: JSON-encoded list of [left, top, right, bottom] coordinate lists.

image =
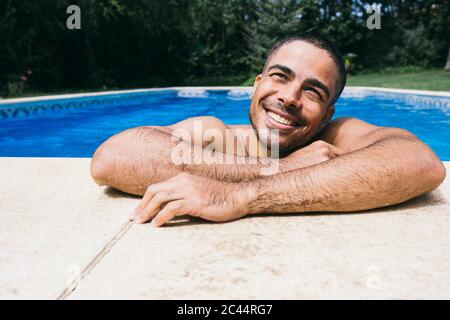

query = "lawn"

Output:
[[2, 69, 449, 100], [346, 69, 450, 91], [241, 68, 450, 92]]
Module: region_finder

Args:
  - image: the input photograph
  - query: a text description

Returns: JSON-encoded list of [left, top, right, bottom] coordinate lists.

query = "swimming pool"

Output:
[[1, 88, 449, 159]]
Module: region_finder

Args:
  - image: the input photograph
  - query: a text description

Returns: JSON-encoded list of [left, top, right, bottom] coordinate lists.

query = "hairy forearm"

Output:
[[246, 136, 446, 214], [91, 127, 274, 195]]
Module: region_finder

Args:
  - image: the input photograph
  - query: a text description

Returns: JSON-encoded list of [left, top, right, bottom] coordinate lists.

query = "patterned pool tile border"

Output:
[[0, 90, 175, 120], [1, 87, 449, 120], [340, 89, 450, 113]]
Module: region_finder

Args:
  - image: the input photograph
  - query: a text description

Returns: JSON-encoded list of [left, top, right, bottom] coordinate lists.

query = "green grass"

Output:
[[2, 68, 448, 99], [242, 68, 450, 92], [346, 69, 450, 91]]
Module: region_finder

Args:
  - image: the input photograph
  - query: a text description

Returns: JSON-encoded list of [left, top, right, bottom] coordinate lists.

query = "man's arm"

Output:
[[129, 117, 445, 226], [90, 117, 272, 195], [246, 118, 446, 214]]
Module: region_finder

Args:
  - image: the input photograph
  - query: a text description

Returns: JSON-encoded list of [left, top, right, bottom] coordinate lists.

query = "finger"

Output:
[[138, 183, 167, 209], [151, 200, 186, 227], [130, 185, 160, 221], [131, 181, 177, 221], [135, 188, 184, 223], [137, 174, 189, 210]]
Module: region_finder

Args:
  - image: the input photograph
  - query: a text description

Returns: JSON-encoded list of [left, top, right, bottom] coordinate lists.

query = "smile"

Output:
[[264, 109, 299, 131], [267, 111, 296, 126]]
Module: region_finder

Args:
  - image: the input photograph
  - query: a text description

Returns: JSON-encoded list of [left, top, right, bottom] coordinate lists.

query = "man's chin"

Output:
[[276, 143, 297, 157], [263, 139, 297, 157]]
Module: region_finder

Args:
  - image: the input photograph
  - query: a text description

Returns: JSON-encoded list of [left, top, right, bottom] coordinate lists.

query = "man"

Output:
[[91, 34, 446, 227]]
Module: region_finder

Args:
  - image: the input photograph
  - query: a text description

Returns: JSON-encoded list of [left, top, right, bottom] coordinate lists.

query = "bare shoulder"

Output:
[[316, 117, 378, 143], [228, 124, 252, 134], [228, 124, 251, 129], [168, 116, 228, 132], [165, 116, 228, 148], [316, 117, 420, 152], [315, 117, 379, 151]]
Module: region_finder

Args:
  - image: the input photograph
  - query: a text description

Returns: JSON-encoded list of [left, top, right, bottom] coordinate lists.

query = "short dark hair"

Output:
[[263, 33, 347, 105]]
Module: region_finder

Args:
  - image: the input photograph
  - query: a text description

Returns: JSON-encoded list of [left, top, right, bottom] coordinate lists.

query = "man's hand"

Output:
[[281, 140, 344, 172], [130, 173, 251, 227]]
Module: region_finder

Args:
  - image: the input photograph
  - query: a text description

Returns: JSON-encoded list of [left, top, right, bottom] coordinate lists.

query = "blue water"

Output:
[[0, 90, 449, 159]]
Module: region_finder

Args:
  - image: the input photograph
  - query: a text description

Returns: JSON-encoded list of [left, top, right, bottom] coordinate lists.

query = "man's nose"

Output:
[[276, 86, 301, 109]]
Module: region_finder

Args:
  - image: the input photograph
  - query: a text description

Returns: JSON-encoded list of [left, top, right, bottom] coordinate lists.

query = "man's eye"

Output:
[[271, 73, 287, 80], [305, 88, 322, 100]]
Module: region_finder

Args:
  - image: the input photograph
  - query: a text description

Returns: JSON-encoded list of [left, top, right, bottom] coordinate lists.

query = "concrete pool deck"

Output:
[[1, 157, 449, 299]]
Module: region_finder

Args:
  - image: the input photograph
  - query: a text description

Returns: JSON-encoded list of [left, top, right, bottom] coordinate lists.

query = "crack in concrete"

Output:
[[56, 221, 133, 300]]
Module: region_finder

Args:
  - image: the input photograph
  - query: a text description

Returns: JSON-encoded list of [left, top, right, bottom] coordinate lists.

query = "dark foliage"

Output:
[[0, 0, 448, 96]]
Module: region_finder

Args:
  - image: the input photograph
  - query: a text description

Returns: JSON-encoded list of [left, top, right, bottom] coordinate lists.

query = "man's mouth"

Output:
[[263, 107, 299, 131], [267, 110, 296, 126]]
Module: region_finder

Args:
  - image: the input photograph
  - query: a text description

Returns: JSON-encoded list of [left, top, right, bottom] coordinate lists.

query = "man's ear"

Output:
[[252, 74, 263, 96]]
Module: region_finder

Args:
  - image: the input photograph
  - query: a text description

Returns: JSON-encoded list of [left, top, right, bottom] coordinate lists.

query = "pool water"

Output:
[[0, 89, 449, 159]]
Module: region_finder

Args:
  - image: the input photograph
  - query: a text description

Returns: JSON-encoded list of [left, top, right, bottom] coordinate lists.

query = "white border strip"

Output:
[[0, 85, 449, 105], [0, 86, 255, 105], [0, 88, 173, 105]]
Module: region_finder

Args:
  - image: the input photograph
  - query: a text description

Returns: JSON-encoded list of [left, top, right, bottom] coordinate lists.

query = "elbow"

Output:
[[404, 135, 446, 191], [90, 127, 143, 187], [90, 138, 117, 186], [429, 159, 446, 190], [420, 149, 446, 192], [91, 154, 111, 186]]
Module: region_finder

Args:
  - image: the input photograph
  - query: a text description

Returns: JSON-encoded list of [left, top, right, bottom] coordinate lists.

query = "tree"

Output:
[[445, 46, 450, 70], [1, 0, 449, 96]]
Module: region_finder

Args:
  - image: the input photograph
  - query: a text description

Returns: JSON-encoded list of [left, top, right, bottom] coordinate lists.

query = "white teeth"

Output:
[[267, 111, 295, 126]]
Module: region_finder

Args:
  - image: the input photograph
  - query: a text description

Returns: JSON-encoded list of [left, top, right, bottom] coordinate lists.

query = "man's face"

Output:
[[249, 40, 339, 156]]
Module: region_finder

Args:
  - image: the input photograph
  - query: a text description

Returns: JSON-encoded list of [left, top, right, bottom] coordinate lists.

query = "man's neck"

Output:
[[228, 124, 271, 158]]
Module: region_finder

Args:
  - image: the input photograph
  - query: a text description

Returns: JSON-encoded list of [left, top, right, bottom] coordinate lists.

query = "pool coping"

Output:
[[1, 157, 449, 299], [1, 86, 449, 105]]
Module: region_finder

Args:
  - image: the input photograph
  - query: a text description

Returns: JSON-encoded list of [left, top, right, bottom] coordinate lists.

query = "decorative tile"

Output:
[[177, 89, 208, 98], [0, 92, 166, 120], [1, 90, 449, 120]]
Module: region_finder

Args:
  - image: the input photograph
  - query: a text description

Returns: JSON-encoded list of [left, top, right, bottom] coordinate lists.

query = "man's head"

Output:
[[249, 33, 346, 156]]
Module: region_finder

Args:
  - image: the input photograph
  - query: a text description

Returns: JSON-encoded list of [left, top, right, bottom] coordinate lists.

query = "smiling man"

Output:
[[90, 34, 446, 227]]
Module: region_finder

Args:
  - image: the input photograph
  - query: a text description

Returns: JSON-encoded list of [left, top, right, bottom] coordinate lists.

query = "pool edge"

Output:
[[1, 86, 449, 105]]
